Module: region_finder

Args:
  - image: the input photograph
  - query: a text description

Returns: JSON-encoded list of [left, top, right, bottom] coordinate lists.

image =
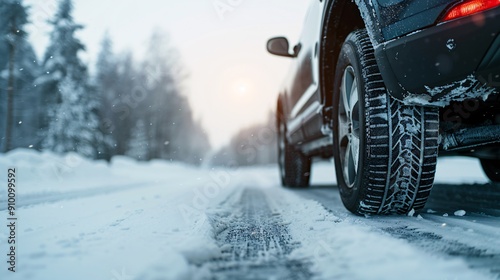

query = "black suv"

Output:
[[267, 0, 500, 215]]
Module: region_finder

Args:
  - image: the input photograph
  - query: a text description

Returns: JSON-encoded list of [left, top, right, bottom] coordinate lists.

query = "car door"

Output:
[[286, 0, 325, 142]]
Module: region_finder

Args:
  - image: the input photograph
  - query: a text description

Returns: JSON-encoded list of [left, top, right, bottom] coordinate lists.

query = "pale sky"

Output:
[[24, 0, 310, 148]]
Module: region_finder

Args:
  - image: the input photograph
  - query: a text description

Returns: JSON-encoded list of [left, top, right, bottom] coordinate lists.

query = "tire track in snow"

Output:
[[382, 226, 500, 276], [203, 188, 313, 280], [292, 183, 500, 278]]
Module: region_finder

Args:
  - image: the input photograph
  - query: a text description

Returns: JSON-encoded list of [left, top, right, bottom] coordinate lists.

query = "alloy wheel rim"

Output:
[[338, 66, 361, 188]]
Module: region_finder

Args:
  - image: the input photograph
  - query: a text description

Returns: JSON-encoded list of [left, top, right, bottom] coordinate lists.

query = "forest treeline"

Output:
[[211, 112, 277, 167], [0, 0, 210, 164]]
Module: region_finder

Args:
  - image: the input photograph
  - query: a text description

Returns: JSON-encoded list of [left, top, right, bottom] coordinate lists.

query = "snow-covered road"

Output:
[[0, 150, 499, 280]]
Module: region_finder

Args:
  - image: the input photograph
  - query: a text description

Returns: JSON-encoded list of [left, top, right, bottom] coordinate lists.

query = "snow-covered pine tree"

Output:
[[37, 0, 102, 158], [0, 0, 29, 152], [126, 119, 149, 161], [43, 76, 98, 157]]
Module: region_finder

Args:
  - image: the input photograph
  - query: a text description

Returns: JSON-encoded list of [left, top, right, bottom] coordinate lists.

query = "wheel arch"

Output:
[[319, 0, 379, 116]]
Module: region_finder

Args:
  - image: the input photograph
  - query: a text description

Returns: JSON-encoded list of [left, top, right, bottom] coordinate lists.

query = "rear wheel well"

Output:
[[321, 0, 365, 115]]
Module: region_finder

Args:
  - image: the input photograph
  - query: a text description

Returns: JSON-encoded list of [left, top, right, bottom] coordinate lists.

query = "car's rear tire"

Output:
[[277, 112, 311, 188], [332, 30, 440, 215], [480, 159, 500, 183]]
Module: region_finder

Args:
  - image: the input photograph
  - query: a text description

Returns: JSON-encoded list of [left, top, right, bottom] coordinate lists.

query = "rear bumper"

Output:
[[375, 6, 500, 105]]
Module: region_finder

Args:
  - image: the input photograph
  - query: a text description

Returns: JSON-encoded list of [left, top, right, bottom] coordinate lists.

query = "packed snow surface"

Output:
[[0, 150, 498, 280]]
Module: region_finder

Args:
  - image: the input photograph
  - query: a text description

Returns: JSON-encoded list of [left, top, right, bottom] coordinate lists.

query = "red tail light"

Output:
[[441, 0, 500, 22]]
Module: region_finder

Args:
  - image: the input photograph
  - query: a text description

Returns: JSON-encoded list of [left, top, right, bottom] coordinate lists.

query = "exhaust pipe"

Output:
[[441, 125, 500, 151]]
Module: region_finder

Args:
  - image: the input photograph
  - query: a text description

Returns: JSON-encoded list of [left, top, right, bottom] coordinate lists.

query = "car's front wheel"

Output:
[[332, 30, 440, 215], [480, 159, 500, 183]]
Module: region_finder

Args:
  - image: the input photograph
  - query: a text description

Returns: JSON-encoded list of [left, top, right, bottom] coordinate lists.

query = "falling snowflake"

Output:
[[446, 39, 456, 51]]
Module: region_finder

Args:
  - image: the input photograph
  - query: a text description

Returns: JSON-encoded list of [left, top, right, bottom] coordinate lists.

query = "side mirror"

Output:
[[267, 37, 296, 58]]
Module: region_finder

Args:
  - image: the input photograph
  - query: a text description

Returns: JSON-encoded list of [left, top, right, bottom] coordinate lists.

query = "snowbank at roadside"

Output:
[[0, 149, 200, 196], [0, 149, 489, 197]]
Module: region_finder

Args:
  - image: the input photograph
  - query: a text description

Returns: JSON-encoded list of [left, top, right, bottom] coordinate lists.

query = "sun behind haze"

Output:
[[25, 0, 311, 148]]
